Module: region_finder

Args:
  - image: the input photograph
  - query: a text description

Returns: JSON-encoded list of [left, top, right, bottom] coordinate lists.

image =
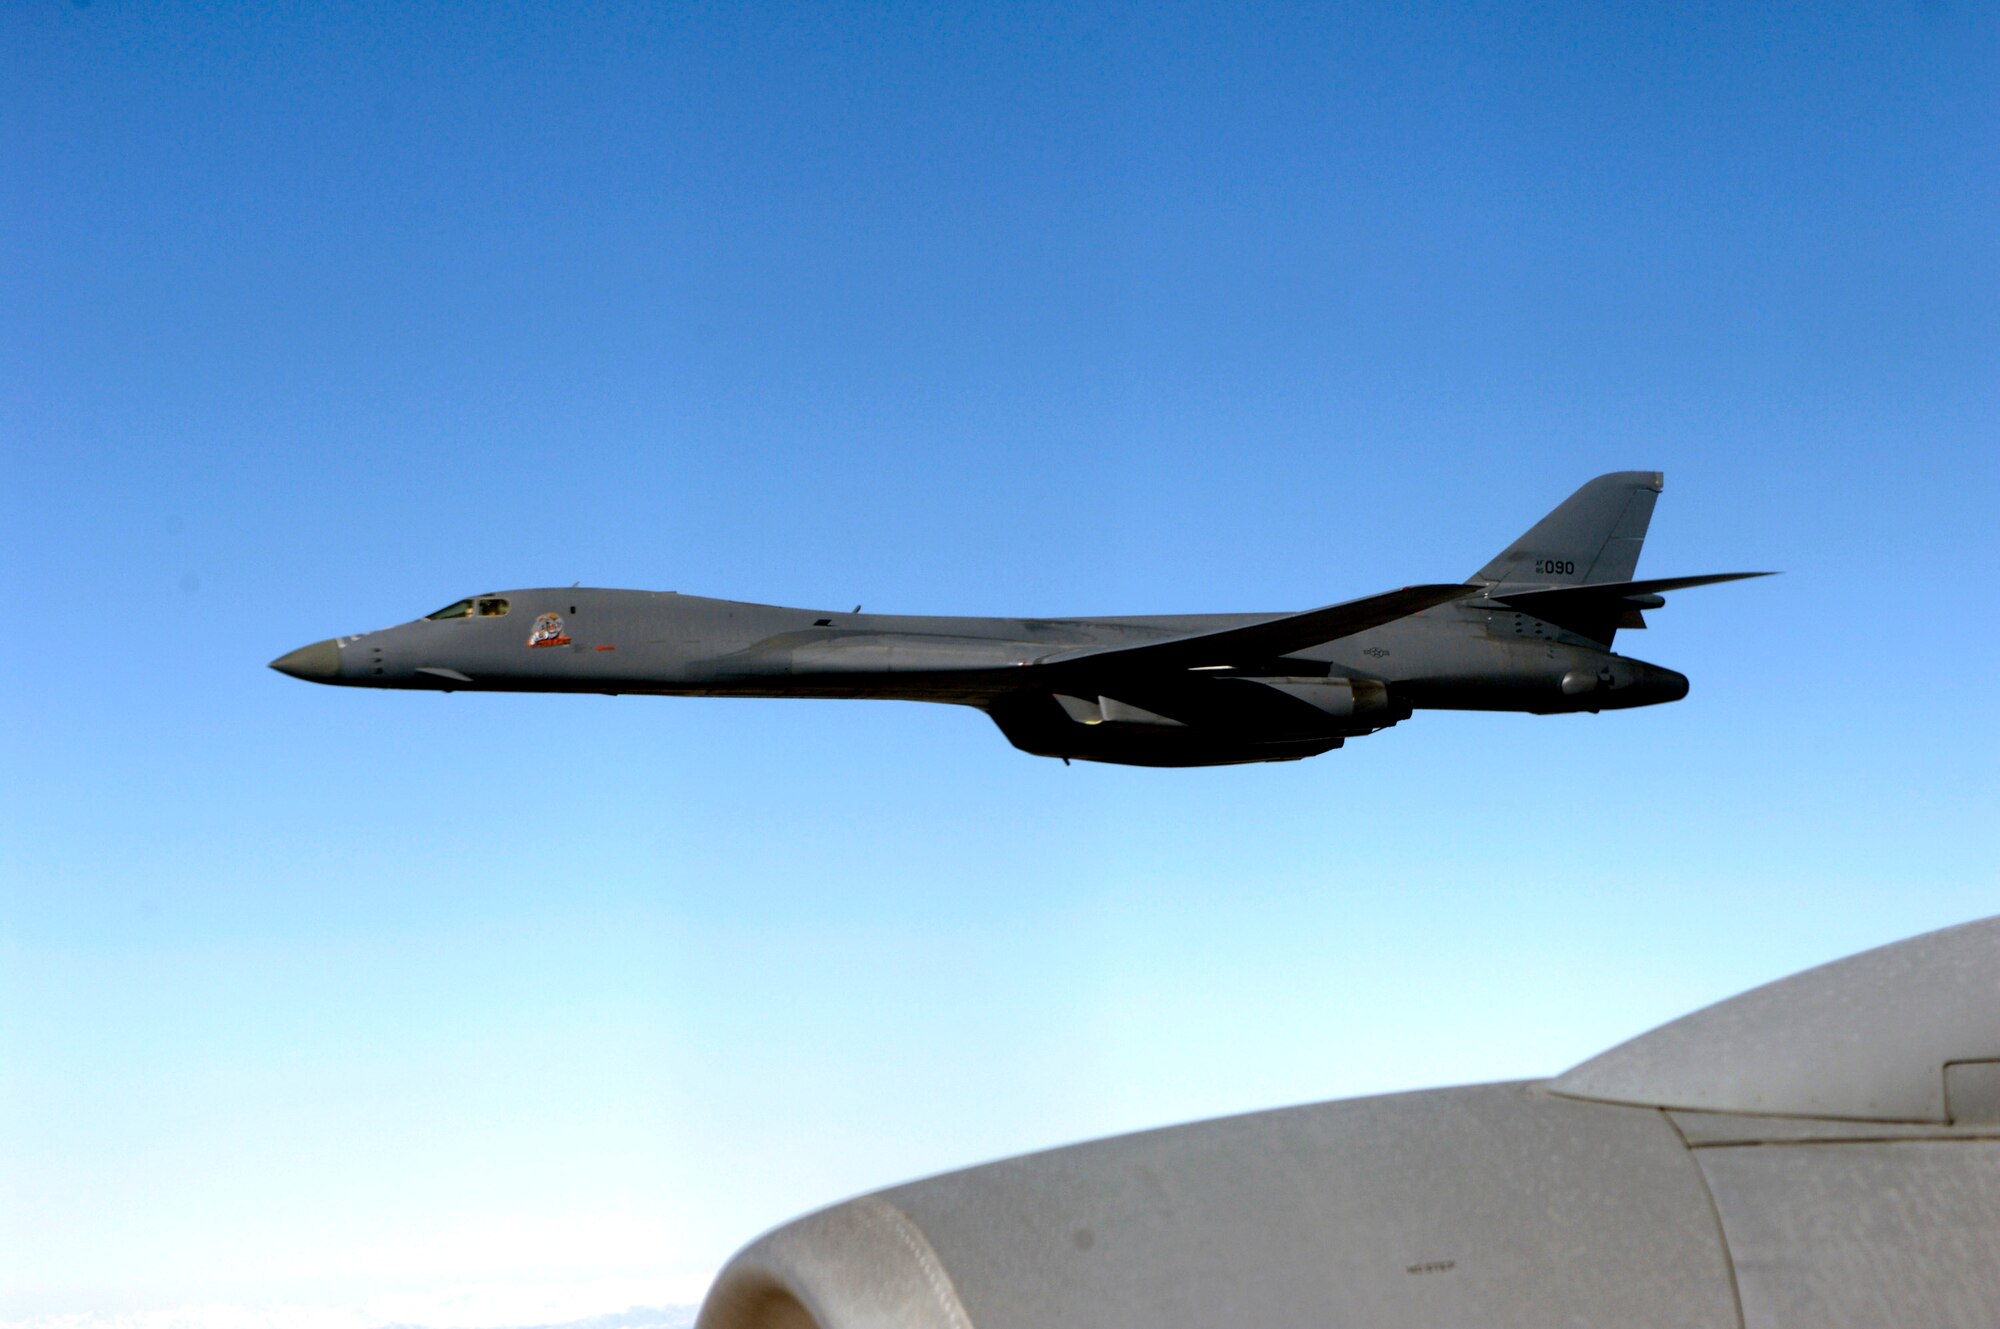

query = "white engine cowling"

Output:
[[698, 918, 2000, 1329]]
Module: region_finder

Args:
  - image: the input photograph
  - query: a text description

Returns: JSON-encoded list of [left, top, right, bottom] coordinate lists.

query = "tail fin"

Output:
[[1473, 471, 1664, 586]]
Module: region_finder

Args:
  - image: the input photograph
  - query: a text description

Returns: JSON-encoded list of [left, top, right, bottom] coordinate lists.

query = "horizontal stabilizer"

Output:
[[1490, 572, 1774, 643], [1492, 571, 1774, 608], [1037, 584, 1474, 674]]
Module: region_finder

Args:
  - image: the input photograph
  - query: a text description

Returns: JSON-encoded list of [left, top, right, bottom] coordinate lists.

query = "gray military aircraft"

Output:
[[270, 471, 1767, 765]]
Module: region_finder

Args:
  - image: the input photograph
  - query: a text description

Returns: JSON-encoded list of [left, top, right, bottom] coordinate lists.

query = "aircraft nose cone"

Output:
[[269, 638, 341, 681], [1654, 666, 1690, 702]]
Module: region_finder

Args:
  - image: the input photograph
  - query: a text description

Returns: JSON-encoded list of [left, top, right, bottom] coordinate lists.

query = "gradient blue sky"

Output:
[[4, 3, 1995, 1323]]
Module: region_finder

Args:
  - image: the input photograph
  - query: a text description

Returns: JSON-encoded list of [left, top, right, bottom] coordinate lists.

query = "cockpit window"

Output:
[[474, 597, 510, 617], [426, 599, 475, 620]]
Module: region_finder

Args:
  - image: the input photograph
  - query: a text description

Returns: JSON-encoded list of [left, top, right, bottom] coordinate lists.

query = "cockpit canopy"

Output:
[[426, 595, 511, 620]]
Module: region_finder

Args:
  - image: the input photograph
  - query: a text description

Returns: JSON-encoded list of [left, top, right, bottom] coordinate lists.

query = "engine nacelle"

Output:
[[1242, 676, 1401, 728], [986, 677, 1408, 767], [1060, 678, 1403, 733], [699, 917, 2000, 1329]]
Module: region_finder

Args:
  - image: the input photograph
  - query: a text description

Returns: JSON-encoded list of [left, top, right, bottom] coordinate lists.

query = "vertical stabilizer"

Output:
[[1474, 472, 1663, 586]]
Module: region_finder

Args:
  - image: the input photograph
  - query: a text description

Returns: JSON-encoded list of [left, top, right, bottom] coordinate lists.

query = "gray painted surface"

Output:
[[1667, 1111, 2000, 1148], [1945, 1061, 2000, 1125], [270, 472, 1768, 765], [1694, 1142, 2000, 1329], [699, 917, 2000, 1329], [703, 1085, 1740, 1329], [1473, 470, 1661, 585], [1552, 918, 2000, 1122]]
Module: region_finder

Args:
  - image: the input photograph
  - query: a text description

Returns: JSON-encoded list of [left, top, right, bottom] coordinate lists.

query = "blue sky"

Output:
[[3, 3, 1995, 1323]]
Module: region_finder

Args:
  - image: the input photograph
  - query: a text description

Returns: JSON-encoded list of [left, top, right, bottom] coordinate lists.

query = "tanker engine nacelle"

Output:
[[699, 916, 2000, 1329]]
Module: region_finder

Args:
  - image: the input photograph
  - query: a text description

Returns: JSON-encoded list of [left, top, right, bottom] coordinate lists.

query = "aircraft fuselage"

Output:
[[270, 473, 1759, 766], [272, 587, 1687, 762]]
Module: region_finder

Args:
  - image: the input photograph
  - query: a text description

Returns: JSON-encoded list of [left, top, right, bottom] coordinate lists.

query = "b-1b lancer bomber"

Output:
[[270, 472, 1767, 766]]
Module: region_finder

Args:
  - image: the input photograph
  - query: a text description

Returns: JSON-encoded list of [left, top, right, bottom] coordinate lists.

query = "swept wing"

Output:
[[1033, 583, 1475, 675]]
